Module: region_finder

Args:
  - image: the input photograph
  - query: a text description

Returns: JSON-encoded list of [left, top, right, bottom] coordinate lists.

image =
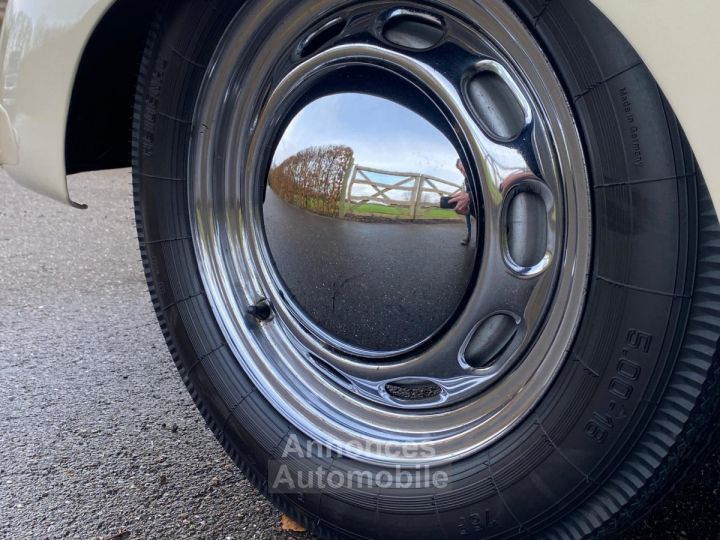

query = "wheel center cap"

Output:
[[264, 89, 478, 354]]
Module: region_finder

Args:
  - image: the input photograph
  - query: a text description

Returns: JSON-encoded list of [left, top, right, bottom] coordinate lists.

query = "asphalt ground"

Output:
[[0, 169, 718, 539]]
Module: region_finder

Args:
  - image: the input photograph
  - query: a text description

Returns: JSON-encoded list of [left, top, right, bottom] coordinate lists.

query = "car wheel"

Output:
[[133, 0, 720, 537]]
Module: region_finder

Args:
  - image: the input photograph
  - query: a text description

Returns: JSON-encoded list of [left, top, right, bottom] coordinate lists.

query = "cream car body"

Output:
[[0, 0, 718, 208]]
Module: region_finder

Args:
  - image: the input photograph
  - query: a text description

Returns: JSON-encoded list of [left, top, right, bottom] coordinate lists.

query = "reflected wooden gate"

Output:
[[340, 165, 464, 221]]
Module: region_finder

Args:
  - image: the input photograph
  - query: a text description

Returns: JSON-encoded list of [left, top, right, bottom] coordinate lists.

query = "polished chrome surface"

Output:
[[189, 0, 591, 465], [264, 93, 475, 354]]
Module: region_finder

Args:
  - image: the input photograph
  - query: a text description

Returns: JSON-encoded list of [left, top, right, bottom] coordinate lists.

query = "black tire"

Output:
[[133, 1, 720, 538]]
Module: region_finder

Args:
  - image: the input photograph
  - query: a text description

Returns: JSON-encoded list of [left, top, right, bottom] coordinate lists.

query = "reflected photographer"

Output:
[[449, 159, 473, 245]]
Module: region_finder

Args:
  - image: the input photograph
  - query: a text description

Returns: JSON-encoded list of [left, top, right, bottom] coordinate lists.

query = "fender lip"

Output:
[[0, 103, 18, 165], [0, 0, 114, 210]]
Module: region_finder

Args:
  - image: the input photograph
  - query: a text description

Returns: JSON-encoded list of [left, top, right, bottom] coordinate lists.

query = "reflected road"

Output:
[[264, 189, 476, 351]]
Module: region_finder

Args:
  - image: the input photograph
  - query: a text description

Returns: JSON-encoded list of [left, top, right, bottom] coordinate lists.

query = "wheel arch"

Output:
[[65, 0, 158, 175]]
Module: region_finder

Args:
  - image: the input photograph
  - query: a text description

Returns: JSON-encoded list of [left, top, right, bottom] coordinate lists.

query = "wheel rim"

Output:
[[189, 0, 591, 466]]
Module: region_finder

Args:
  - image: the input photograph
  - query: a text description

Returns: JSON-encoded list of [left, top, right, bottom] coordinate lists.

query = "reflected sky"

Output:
[[273, 93, 464, 186]]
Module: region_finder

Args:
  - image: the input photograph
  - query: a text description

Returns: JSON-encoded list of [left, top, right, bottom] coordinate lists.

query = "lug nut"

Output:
[[247, 299, 273, 321]]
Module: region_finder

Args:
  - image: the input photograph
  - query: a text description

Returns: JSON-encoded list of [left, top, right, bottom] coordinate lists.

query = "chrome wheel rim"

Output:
[[189, 0, 591, 466]]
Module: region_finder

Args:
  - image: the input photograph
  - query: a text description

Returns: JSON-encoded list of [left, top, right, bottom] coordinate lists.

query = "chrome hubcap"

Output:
[[266, 90, 476, 354], [190, 0, 591, 465]]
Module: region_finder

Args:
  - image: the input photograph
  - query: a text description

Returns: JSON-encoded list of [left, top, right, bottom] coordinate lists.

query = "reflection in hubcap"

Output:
[[264, 93, 478, 353]]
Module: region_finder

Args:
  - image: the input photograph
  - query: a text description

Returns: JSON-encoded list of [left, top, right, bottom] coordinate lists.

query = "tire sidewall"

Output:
[[133, 1, 706, 538]]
